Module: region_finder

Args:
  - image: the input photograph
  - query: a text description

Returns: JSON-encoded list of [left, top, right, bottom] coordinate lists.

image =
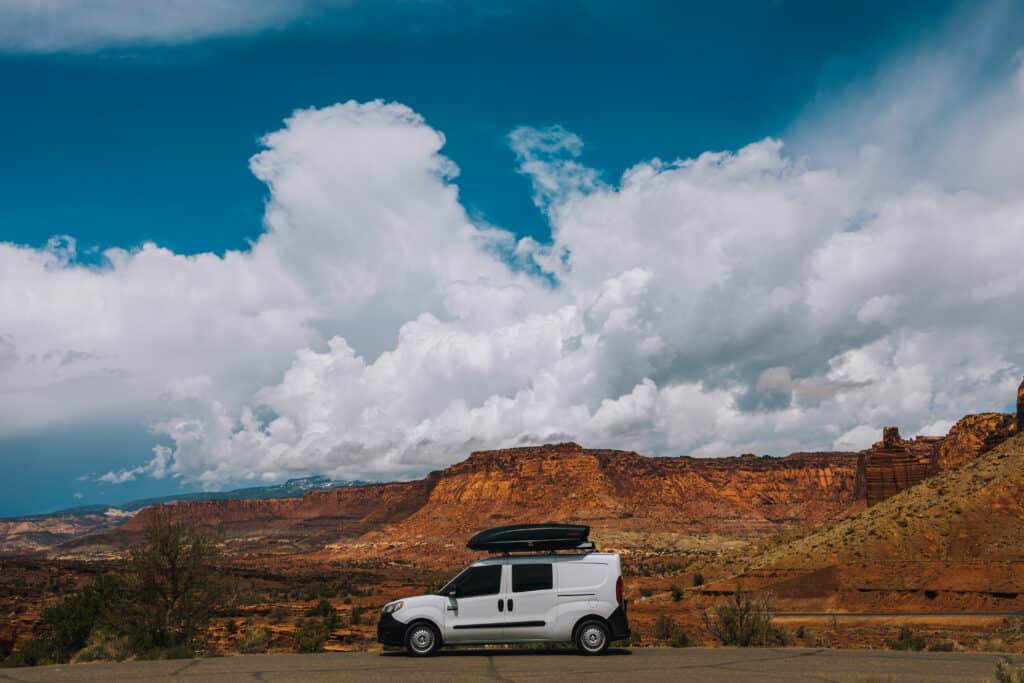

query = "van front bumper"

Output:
[[376, 612, 407, 646], [608, 602, 630, 640]]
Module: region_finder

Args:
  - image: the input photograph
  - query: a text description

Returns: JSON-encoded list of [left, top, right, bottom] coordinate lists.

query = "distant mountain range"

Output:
[[0, 476, 370, 555], [48, 475, 372, 516]]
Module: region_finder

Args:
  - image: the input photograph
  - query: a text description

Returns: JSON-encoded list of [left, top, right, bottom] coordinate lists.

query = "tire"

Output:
[[404, 621, 440, 657], [575, 619, 609, 655]]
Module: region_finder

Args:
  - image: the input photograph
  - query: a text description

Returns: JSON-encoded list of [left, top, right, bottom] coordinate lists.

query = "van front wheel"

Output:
[[405, 621, 440, 657], [575, 620, 609, 655]]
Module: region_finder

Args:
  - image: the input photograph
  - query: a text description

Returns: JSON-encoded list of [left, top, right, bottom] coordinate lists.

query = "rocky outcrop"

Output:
[[936, 412, 1016, 470], [861, 428, 940, 506], [1018, 376, 1024, 434]]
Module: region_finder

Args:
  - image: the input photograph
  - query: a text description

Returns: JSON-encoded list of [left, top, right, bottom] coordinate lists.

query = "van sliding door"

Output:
[[504, 562, 554, 641]]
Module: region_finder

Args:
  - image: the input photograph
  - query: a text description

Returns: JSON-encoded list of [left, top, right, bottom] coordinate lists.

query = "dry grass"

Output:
[[746, 433, 1024, 570]]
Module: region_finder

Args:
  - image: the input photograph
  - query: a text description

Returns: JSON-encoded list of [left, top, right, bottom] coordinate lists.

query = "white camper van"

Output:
[[377, 524, 630, 656]]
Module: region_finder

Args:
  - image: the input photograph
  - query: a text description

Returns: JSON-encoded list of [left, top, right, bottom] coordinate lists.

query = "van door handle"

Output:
[[508, 599, 514, 612], [498, 598, 504, 612]]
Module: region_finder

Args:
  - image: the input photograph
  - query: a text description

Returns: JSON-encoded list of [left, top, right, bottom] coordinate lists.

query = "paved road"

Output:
[[2, 648, 1022, 682], [775, 612, 1022, 618]]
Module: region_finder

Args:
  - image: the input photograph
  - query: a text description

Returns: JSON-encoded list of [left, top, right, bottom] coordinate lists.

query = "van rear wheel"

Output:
[[405, 621, 440, 657], [575, 619, 609, 655]]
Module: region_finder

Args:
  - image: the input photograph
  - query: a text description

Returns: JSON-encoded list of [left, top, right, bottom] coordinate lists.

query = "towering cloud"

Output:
[[2, 46, 1024, 487]]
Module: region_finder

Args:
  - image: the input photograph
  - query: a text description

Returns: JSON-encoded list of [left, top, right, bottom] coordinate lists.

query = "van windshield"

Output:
[[437, 564, 501, 597], [437, 567, 469, 596]]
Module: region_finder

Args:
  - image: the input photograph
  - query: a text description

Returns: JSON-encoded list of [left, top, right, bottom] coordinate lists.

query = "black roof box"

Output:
[[467, 523, 593, 552]]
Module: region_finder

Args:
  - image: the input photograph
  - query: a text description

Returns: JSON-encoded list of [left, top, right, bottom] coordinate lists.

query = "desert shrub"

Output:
[[71, 629, 133, 663], [350, 603, 364, 626], [702, 589, 783, 647], [927, 640, 954, 652], [668, 631, 692, 648], [269, 606, 290, 624], [41, 573, 126, 662], [1, 637, 58, 668], [670, 584, 683, 602], [306, 599, 338, 625], [654, 613, 675, 640], [640, 587, 654, 598], [653, 613, 692, 648], [124, 510, 224, 650], [887, 627, 925, 651], [996, 659, 1024, 683], [1003, 616, 1024, 641], [225, 620, 239, 636], [293, 619, 330, 653], [692, 573, 705, 587], [236, 624, 270, 654]]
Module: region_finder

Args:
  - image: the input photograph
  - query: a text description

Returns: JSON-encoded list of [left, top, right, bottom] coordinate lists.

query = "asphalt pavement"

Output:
[[1, 647, 1020, 682]]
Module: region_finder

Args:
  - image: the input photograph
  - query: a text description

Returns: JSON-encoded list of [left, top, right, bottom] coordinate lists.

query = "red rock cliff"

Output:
[[936, 412, 1016, 470], [361, 443, 864, 543], [71, 443, 864, 556]]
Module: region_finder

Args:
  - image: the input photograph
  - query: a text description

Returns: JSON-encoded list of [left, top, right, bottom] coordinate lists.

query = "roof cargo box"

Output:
[[467, 523, 592, 552]]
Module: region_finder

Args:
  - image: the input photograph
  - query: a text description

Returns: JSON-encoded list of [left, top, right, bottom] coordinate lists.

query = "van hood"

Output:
[[387, 593, 447, 611]]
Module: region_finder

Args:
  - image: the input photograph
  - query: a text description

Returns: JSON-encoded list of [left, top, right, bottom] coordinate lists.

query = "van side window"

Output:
[[512, 563, 553, 592], [450, 565, 502, 597]]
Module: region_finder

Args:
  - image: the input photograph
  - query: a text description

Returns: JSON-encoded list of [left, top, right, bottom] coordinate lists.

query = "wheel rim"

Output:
[[581, 624, 606, 652], [409, 626, 435, 653]]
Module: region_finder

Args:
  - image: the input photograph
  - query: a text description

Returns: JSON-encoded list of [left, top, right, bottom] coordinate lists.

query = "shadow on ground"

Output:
[[381, 647, 632, 657]]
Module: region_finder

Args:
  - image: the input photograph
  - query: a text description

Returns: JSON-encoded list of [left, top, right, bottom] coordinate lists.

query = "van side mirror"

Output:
[[448, 589, 457, 598]]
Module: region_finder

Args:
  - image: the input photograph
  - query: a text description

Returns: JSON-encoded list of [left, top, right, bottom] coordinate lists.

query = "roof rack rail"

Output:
[[467, 523, 594, 553]]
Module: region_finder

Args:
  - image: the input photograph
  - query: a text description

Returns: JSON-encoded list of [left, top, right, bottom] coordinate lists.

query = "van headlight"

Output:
[[382, 600, 404, 614]]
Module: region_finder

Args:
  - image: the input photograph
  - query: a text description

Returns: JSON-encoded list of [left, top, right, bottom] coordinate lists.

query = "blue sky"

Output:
[[2, 0, 1022, 517], [2, 1, 951, 256]]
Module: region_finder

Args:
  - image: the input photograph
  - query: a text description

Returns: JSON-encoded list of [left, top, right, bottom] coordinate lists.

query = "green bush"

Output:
[[670, 584, 683, 602], [927, 640, 954, 652], [996, 659, 1024, 683], [350, 604, 364, 626], [71, 629, 133, 663], [1, 637, 58, 668], [702, 589, 781, 647], [42, 573, 126, 662], [306, 599, 338, 628], [269, 606, 291, 624], [653, 613, 691, 647], [225, 620, 239, 636], [293, 619, 330, 653], [236, 624, 270, 654], [887, 627, 926, 651], [692, 573, 705, 587]]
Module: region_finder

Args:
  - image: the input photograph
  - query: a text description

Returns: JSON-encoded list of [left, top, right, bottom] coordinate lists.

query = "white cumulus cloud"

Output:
[[3, 24, 1024, 487]]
